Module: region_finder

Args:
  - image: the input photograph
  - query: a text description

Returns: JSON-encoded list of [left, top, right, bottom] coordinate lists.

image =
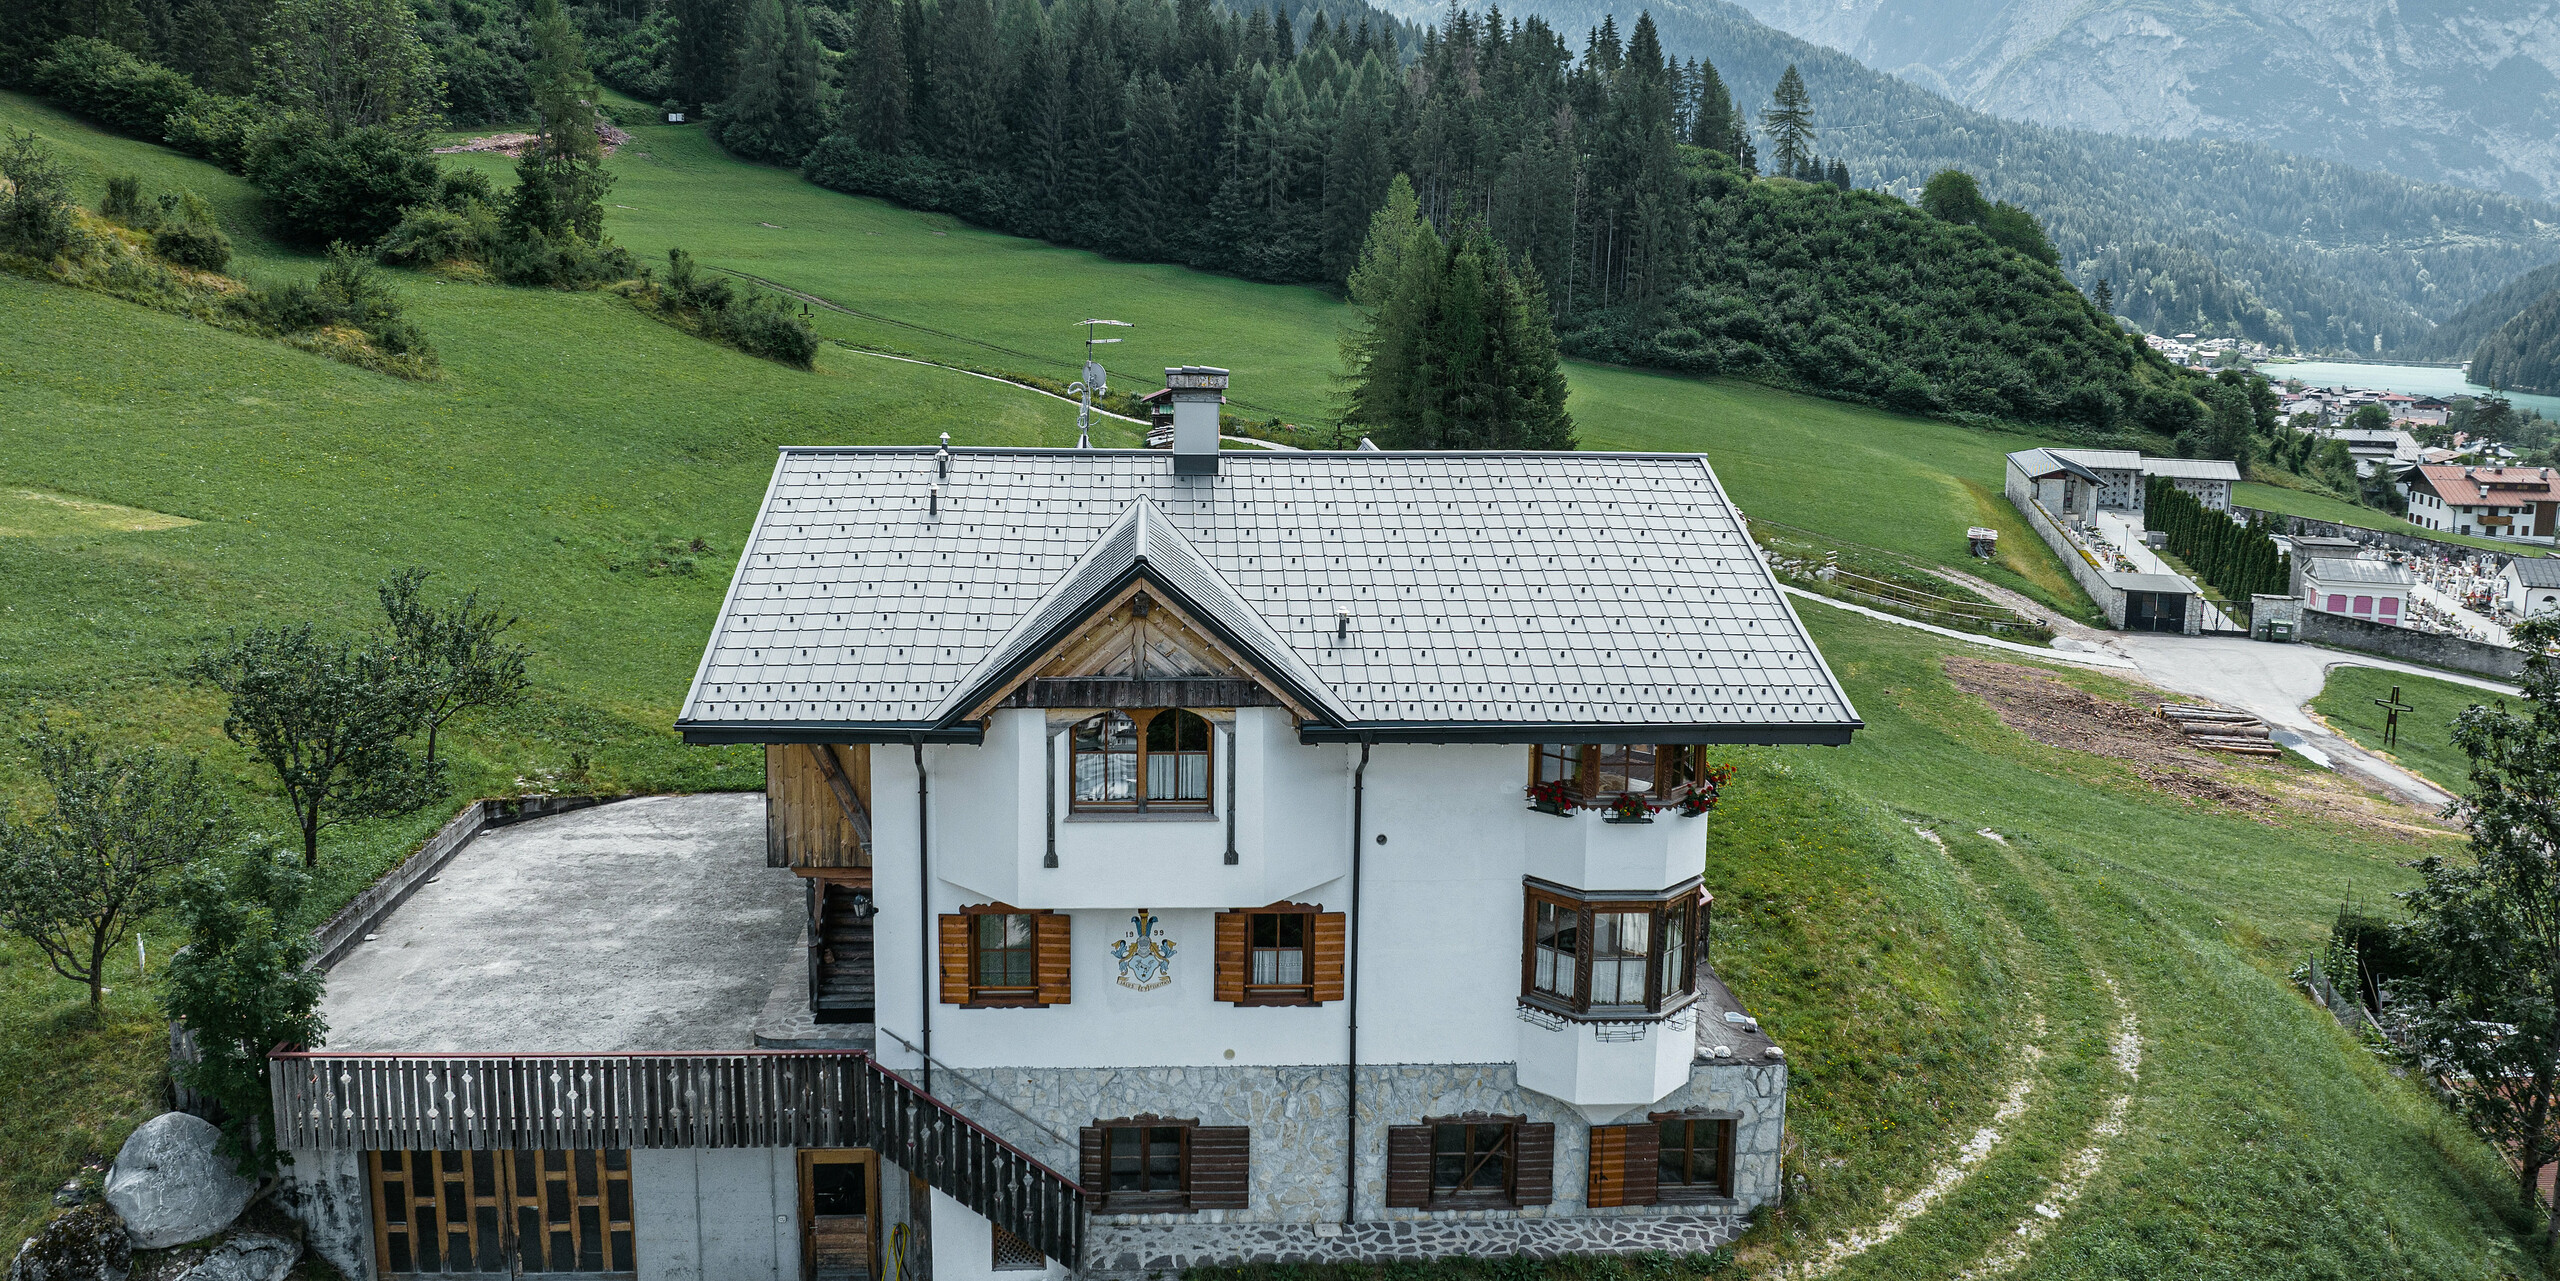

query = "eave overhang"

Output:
[[1294, 720, 1862, 746]]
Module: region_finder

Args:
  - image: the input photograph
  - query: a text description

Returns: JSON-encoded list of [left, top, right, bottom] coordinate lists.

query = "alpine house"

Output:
[[265, 368, 1861, 1281]]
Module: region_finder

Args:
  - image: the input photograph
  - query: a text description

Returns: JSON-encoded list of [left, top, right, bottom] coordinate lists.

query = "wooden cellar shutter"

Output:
[[938, 914, 969, 1005], [1188, 1126, 1250, 1209], [1078, 1127, 1106, 1195], [1214, 911, 1247, 1005], [1034, 912, 1073, 1006], [1512, 1122, 1557, 1206], [1312, 912, 1346, 1004], [1586, 1124, 1659, 1207], [1383, 1126, 1432, 1208]]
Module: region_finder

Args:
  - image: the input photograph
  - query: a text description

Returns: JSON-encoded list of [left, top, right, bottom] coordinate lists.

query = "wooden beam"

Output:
[[807, 745, 872, 851]]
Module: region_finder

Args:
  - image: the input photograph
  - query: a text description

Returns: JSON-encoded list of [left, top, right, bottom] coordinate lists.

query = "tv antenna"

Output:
[[1069, 319, 1131, 448]]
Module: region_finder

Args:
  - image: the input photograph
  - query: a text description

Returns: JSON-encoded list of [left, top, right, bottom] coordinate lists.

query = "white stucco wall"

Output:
[[927, 1187, 1071, 1281], [880, 726, 1717, 1100]]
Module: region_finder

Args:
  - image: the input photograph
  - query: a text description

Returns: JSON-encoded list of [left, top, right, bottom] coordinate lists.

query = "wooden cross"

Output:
[[2372, 685, 2413, 748]]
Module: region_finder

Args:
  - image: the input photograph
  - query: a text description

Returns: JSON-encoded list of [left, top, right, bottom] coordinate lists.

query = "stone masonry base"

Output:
[[1084, 1214, 1746, 1277]]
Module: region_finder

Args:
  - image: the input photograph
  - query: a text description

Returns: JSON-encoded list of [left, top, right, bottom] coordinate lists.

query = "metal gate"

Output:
[[2125, 591, 2188, 634], [368, 1149, 636, 1277]]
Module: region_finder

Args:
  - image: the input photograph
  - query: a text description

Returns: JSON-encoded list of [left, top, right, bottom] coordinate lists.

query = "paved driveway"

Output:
[[2109, 633, 2514, 808]]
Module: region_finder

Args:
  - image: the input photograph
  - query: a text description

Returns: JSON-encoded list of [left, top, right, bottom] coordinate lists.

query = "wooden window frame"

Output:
[[1648, 1112, 1738, 1201], [963, 903, 1043, 1008], [1088, 1114, 1195, 1213], [1070, 708, 1215, 815], [1518, 878, 1707, 1019], [1525, 744, 1713, 809], [1242, 904, 1317, 1006], [1423, 1113, 1523, 1209]]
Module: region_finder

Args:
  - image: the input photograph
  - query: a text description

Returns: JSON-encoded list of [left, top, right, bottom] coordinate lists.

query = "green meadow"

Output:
[[2311, 664, 2512, 796], [0, 90, 2540, 1274]]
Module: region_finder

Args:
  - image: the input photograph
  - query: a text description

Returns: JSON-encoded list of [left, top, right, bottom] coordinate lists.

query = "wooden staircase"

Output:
[[813, 881, 875, 1025]]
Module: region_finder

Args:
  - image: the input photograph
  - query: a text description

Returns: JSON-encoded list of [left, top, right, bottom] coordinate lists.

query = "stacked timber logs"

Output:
[[2159, 704, 2281, 757]]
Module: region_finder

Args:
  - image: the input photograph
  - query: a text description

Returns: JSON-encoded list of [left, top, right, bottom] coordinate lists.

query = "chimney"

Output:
[[1166, 366, 1229, 476]]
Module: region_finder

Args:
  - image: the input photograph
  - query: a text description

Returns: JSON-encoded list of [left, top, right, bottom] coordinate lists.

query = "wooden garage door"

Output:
[[369, 1149, 636, 1277]]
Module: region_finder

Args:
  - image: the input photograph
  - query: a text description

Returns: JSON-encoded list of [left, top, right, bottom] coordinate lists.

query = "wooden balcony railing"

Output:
[[269, 1048, 1083, 1265]]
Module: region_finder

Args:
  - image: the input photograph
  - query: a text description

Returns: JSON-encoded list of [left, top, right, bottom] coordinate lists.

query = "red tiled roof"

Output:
[[2410, 464, 2560, 506]]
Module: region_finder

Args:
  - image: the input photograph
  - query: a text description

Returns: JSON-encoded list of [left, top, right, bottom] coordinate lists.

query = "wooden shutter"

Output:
[[1188, 1126, 1250, 1209], [938, 914, 969, 1005], [1587, 1124, 1658, 1207], [1214, 911, 1247, 1005], [1512, 1122, 1556, 1206], [1034, 912, 1072, 1006], [1312, 912, 1346, 1004], [1383, 1125, 1432, 1208], [1078, 1127, 1105, 1195]]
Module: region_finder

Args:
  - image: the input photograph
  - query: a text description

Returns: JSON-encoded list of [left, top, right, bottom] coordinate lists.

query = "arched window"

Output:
[[1071, 709, 1212, 813]]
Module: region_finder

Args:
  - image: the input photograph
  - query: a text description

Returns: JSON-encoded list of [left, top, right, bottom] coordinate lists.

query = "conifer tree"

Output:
[[669, 0, 738, 111], [2095, 277, 2115, 315], [507, 0, 610, 241], [1687, 57, 1732, 151], [713, 0, 828, 165], [845, 0, 907, 153], [1342, 210, 1573, 450], [1761, 64, 1812, 178]]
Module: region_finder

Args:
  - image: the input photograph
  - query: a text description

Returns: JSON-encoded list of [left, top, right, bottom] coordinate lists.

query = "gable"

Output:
[[963, 580, 1311, 719]]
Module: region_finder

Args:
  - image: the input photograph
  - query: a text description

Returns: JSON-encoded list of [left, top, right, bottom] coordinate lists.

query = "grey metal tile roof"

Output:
[[2050, 448, 2142, 473], [2007, 448, 2101, 484], [2511, 557, 2560, 587], [677, 449, 1862, 745], [2138, 458, 2243, 482], [2304, 558, 2416, 587]]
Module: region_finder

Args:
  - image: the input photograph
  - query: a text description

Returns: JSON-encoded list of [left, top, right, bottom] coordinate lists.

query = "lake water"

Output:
[[2263, 359, 2560, 422]]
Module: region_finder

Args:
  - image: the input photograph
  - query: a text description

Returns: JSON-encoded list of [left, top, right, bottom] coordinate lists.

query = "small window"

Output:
[[1594, 744, 1656, 795], [1534, 744, 1582, 786], [1430, 1121, 1514, 1201], [1107, 1125, 1186, 1194], [1532, 899, 1578, 1000], [1248, 911, 1309, 999], [972, 913, 1038, 999], [1657, 1118, 1733, 1197], [1072, 709, 1212, 813]]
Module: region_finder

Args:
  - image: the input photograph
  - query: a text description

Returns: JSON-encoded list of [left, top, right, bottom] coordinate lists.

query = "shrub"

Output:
[[0, 128, 78, 259], [100, 172, 150, 224], [153, 219, 233, 271], [376, 201, 497, 268], [625, 246, 817, 367], [162, 93, 262, 170], [31, 37, 198, 141], [484, 227, 634, 287], [244, 117, 442, 246]]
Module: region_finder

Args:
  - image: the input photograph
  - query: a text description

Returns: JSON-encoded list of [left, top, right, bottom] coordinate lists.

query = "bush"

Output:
[[162, 93, 263, 171], [484, 227, 634, 287], [376, 201, 498, 268], [0, 128, 78, 259], [626, 246, 817, 367], [245, 117, 442, 246], [153, 219, 233, 271], [31, 37, 198, 141]]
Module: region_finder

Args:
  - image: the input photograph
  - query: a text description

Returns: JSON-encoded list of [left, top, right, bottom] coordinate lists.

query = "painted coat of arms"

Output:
[[1111, 910, 1177, 991]]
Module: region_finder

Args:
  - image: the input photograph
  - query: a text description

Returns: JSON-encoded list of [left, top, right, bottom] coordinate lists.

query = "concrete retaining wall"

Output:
[[2239, 506, 2529, 564], [2008, 476, 2128, 628], [2298, 609, 2528, 679]]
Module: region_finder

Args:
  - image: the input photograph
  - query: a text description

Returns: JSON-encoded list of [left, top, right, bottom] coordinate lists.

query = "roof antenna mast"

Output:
[[1069, 318, 1132, 449]]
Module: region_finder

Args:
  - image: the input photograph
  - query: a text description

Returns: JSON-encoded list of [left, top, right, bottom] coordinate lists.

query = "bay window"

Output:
[[1519, 878, 1706, 1018], [1526, 744, 1721, 809]]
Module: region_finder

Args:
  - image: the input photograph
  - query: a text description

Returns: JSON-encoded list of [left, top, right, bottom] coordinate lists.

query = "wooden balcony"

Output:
[[270, 1048, 1085, 1265]]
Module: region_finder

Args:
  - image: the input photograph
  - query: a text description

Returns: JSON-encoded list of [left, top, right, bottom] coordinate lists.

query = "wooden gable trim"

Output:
[[962, 578, 1319, 722]]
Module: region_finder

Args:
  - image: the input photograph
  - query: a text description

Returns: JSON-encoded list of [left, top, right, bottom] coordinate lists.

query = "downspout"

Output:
[[1344, 738, 1371, 1226], [914, 739, 932, 1097]]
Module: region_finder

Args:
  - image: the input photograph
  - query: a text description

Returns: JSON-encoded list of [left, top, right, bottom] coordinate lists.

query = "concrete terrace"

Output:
[[318, 793, 802, 1053]]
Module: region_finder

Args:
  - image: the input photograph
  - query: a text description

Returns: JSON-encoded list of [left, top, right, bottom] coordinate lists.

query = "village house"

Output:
[[265, 369, 1863, 1281], [2316, 426, 2422, 478], [2400, 464, 2560, 540], [2503, 556, 2560, 617]]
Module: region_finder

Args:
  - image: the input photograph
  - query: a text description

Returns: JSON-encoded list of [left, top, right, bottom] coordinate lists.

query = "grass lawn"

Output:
[[2310, 664, 2509, 795], [1, 93, 2534, 1275]]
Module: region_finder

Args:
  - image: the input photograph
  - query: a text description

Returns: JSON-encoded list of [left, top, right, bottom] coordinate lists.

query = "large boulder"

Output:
[[175, 1233, 297, 1281], [7, 1203, 130, 1281], [101, 1115, 256, 1249]]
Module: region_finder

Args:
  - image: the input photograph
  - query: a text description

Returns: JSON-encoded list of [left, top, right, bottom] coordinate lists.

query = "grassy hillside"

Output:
[[2311, 666, 2508, 796], [0, 93, 2535, 1275], [2233, 481, 2539, 555]]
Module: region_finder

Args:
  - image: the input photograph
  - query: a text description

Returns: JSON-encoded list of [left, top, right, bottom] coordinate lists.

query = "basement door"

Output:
[[797, 1149, 880, 1281], [367, 1149, 637, 1278]]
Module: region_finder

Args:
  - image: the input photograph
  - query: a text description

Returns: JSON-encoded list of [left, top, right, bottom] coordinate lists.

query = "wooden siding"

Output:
[[1000, 678, 1280, 709], [766, 745, 871, 870], [271, 1050, 1085, 1267]]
